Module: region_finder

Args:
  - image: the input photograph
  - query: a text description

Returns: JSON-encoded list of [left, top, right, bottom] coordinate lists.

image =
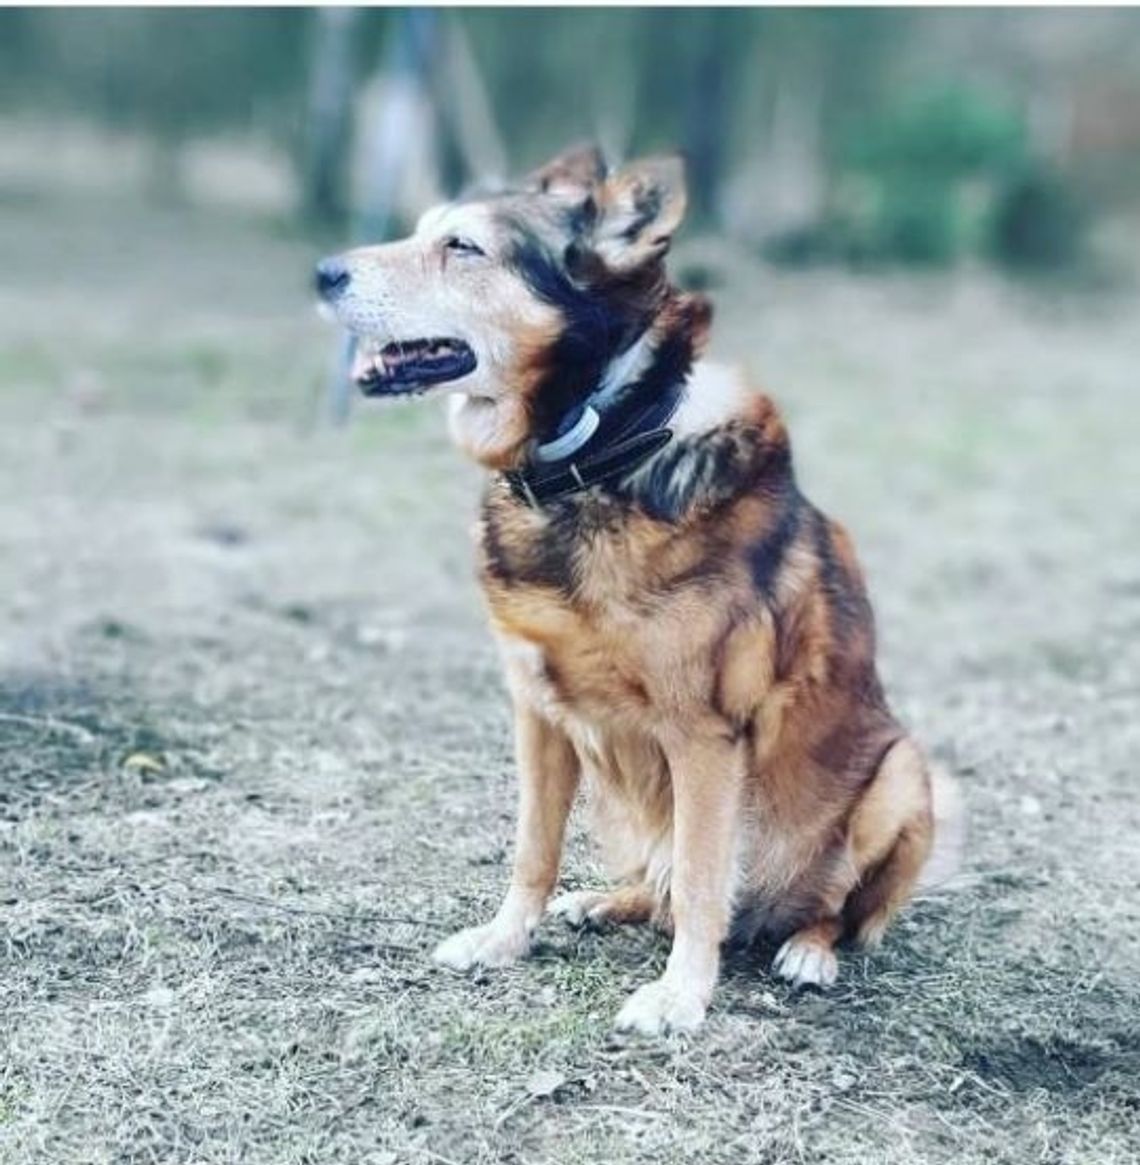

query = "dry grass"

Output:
[[1, 189, 1139, 1165]]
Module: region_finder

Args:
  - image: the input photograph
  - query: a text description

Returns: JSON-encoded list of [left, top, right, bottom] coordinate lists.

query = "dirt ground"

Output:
[[2, 190, 1139, 1165]]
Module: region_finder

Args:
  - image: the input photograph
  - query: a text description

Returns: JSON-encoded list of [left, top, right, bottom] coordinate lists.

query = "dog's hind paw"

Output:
[[432, 921, 530, 972], [772, 933, 839, 989], [549, 884, 656, 930], [547, 890, 607, 928], [614, 977, 707, 1036]]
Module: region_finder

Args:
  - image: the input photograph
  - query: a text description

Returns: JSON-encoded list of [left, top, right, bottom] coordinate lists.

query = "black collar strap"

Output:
[[501, 334, 688, 509], [504, 425, 674, 508]]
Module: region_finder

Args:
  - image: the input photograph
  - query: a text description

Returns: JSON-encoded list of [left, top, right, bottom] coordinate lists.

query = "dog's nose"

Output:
[[314, 257, 351, 300]]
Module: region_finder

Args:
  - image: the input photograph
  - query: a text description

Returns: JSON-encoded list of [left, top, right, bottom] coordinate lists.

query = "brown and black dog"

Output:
[[317, 144, 961, 1035]]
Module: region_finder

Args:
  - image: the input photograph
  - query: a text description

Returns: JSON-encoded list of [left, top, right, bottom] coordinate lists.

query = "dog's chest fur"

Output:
[[480, 486, 760, 729], [475, 392, 792, 738]]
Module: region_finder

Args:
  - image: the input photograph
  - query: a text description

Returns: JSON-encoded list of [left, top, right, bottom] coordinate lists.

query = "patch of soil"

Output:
[[961, 1033, 1138, 1094]]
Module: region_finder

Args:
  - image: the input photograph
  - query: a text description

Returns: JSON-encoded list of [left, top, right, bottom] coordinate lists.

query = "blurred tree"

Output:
[[0, 11, 34, 98], [0, 5, 1130, 267], [0, 10, 311, 200], [636, 9, 752, 225], [304, 7, 360, 224]]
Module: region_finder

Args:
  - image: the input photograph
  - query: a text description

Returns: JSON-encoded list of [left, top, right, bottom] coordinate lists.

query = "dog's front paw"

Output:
[[614, 977, 707, 1036], [432, 921, 530, 972]]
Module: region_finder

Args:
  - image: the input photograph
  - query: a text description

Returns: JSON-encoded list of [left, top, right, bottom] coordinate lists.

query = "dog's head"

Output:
[[317, 144, 705, 467]]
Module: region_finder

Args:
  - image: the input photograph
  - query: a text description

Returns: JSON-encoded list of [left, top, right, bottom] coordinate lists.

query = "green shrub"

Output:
[[873, 177, 960, 265], [845, 87, 1025, 179], [988, 165, 1086, 270], [768, 85, 1085, 272]]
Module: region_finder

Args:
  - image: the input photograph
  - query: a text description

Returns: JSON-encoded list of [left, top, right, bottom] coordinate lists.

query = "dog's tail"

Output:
[[917, 764, 966, 893]]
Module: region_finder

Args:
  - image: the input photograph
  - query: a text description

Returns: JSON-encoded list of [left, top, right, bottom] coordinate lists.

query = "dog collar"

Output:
[[502, 374, 684, 508], [531, 334, 653, 465], [503, 425, 676, 508]]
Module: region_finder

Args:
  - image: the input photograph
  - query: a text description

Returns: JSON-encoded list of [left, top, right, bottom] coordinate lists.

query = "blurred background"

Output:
[[3, 11, 1140, 1164], [3, 8, 1140, 267]]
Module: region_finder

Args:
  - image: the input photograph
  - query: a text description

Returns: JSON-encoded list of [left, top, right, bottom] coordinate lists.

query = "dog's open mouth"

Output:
[[352, 338, 476, 396]]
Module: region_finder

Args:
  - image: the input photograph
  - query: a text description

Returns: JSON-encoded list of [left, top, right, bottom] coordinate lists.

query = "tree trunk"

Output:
[[682, 13, 739, 228], [303, 7, 358, 225]]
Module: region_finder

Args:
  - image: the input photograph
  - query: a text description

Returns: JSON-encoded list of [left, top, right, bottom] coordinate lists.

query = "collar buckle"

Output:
[[516, 473, 540, 510]]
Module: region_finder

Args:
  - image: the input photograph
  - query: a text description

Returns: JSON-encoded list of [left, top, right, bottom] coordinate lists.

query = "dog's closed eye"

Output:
[[444, 236, 485, 257]]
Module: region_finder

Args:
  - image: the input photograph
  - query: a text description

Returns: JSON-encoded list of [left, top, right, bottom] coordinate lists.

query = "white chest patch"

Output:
[[671, 360, 754, 438]]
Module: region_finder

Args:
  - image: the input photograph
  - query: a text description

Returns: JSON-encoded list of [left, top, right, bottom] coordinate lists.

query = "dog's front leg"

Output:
[[433, 704, 579, 971], [615, 731, 743, 1035]]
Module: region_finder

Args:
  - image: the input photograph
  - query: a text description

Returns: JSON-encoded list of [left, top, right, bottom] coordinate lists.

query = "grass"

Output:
[[1, 187, 1139, 1164]]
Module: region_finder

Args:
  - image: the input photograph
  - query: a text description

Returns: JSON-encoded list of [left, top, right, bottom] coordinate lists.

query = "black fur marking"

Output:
[[630, 437, 704, 521], [604, 326, 693, 445], [523, 503, 582, 591], [565, 196, 598, 240], [620, 187, 662, 242], [481, 505, 513, 584], [508, 230, 640, 441], [481, 483, 580, 593], [747, 493, 801, 598], [806, 507, 888, 709], [630, 400, 792, 524], [811, 509, 870, 648], [813, 718, 904, 794]]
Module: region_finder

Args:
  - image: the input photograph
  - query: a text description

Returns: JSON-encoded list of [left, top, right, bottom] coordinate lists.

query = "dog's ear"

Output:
[[526, 142, 607, 200], [593, 154, 688, 272]]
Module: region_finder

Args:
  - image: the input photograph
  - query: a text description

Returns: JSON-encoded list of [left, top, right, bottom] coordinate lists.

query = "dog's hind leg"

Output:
[[773, 737, 943, 988], [548, 882, 656, 929], [844, 823, 931, 949], [842, 736, 936, 949]]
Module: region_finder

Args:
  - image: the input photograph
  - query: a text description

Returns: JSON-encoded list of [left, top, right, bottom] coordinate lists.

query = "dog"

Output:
[[316, 144, 961, 1035]]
